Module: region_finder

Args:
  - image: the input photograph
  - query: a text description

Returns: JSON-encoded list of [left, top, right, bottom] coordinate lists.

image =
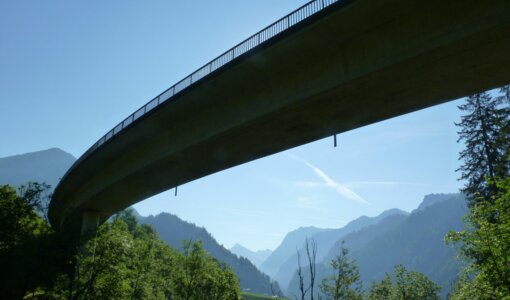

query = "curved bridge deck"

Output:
[[49, 0, 510, 231]]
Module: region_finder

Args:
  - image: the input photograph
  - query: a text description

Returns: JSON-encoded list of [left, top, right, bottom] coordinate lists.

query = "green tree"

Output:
[[113, 208, 139, 233], [128, 224, 159, 299], [0, 183, 60, 299], [40, 208, 242, 300], [495, 85, 510, 177], [51, 220, 135, 300], [393, 265, 440, 300], [456, 91, 508, 203], [448, 268, 504, 300], [446, 178, 510, 299], [367, 274, 392, 300], [0, 183, 50, 254], [0, 186, 241, 299], [367, 265, 441, 300], [175, 240, 240, 300], [319, 242, 362, 300]]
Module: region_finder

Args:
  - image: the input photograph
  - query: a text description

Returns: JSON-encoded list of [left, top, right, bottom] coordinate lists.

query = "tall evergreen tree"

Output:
[[447, 86, 510, 299], [495, 85, 510, 176], [497, 85, 510, 106], [456, 91, 508, 203]]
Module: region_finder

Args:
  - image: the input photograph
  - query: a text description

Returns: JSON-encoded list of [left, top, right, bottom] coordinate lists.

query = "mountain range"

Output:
[[269, 208, 409, 290], [284, 193, 467, 299]]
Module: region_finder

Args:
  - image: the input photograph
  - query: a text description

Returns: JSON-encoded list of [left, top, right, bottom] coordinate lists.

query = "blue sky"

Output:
[[1, 1, 465, 250]]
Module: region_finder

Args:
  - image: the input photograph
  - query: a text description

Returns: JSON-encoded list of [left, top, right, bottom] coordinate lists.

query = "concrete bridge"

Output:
[[49, 0, 510, 232]]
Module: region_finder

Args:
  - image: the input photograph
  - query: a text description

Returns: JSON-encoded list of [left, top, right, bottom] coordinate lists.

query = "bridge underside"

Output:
[[50, 0, 510, 231]]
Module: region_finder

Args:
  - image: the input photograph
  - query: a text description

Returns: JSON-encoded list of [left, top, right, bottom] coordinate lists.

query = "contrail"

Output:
[[288, 154, 369, 205]]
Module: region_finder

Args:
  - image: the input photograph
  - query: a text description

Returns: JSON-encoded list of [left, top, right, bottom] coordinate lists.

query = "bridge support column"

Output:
[[80, 210, 100, 235]]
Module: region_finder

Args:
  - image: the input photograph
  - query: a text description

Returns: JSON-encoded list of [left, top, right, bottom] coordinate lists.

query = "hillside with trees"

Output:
[[138, 212, 280, 295]]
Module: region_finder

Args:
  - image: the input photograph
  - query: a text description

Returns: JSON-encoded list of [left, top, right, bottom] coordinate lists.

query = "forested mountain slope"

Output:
[[138, 212, 278, 294]]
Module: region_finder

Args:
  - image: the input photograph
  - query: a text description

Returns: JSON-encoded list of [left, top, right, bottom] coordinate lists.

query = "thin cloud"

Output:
[[288, 154, 369, 205]]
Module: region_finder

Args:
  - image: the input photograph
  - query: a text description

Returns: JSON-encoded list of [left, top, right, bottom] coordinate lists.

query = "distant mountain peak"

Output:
[[229, 244, 273, 268], [345, 208, 408, 229], [289, 225, 330, 235], [42, 147, 73, 154], [5, 147, 75, 159], [0, 148, 76, 190], [379, 208, 409, 217], [414, 193, 463, 212], [230, 243, 272, 255], [230, 243, 249, 252]]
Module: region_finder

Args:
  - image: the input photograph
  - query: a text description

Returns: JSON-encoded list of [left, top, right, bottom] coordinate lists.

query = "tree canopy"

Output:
[[0, 185, 241, 299]]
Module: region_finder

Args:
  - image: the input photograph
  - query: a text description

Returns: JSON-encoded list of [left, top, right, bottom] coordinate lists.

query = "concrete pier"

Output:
[[80, 210, 100, 235]]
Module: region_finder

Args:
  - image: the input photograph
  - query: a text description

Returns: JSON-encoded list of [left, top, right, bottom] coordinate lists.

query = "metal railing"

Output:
[[69, 0, 339, 173]]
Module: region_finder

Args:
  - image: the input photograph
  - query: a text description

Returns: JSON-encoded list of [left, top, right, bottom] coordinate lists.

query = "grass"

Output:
[[241, 292, 281, 300]]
